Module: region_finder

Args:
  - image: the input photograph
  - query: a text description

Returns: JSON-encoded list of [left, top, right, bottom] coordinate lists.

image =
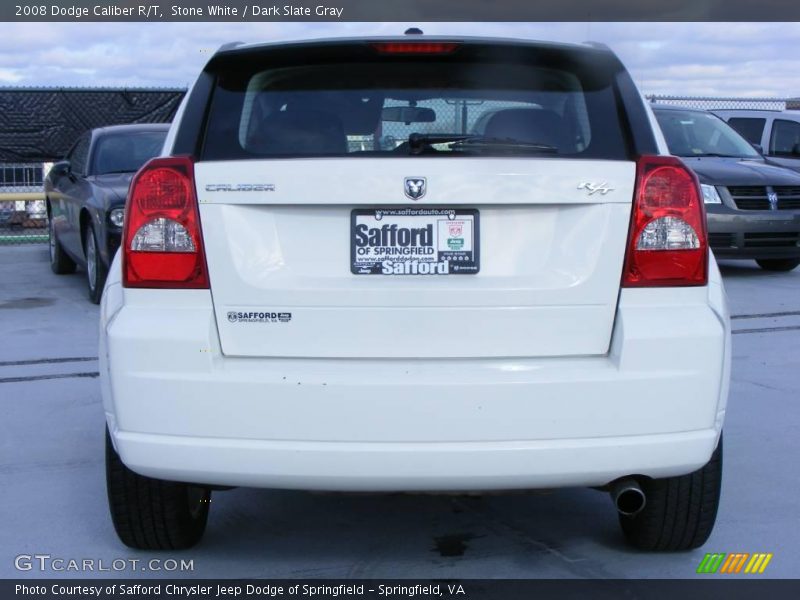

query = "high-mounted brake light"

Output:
[[622, 155, 708, 287], [122, 156, 209, 289], [370, 42, 459, 54]]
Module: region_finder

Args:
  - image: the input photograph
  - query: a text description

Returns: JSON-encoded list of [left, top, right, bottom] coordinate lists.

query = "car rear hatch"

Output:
[[190, 39, 641, 359]]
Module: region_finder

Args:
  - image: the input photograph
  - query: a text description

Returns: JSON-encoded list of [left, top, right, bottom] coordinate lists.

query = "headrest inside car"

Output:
[[483, 108, 569, 152], [250, 110, 347, 155]]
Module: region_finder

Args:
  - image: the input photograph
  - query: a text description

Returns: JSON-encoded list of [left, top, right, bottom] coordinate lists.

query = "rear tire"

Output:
[[84, 223, 108, 304], [755, 258, 800, 272], [619, 435, 722, 551], [105, 428, 211, 549], [49, 213, 76, 275]]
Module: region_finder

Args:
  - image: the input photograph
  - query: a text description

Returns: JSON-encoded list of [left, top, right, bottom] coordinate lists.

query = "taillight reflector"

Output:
[[622, 155, 708, 287], [122, 156, 209, 289]]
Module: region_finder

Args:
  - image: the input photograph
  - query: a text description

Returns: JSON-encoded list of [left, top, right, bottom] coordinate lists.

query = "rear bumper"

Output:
[[100, 261, 730, 491], [114, 429, 719, 491]]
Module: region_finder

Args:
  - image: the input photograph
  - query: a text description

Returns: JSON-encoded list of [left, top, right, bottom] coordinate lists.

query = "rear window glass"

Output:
[[92, 131, 167, 175], [726, 117, 766, 145], [201, 58, 629, 160]]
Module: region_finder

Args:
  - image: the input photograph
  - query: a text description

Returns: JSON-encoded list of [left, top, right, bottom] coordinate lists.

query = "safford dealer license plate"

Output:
[[351, 208, 480, 275]]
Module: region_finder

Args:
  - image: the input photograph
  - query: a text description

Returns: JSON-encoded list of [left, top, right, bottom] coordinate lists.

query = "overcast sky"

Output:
[[1, 22, 799, 98]]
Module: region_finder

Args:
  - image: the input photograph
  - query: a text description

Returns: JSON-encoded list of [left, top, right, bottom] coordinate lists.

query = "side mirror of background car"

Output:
[[49, 160, 72, 179]]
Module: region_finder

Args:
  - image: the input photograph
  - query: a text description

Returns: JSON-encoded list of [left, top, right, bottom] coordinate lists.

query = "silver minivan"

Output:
[[715, 109, 800, 173]]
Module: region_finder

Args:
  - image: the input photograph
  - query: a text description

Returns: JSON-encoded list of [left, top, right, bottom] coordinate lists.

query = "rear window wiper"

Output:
[[682, 153, 743, 158], [407, 133, 471, 154], [449, 137, 558, 154], [407, 133, 558, 155]]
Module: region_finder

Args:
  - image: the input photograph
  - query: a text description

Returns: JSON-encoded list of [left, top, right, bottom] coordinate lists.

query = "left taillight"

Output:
[[122, 156, 209, 289]]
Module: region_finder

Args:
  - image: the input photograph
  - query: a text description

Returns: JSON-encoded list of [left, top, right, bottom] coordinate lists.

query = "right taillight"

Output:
[[622, 155, 708, 287], [122, 156, 209, 289]]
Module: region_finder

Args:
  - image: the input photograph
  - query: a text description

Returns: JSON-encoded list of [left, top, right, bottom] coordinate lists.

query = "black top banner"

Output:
[[6, 0, 800, 22]]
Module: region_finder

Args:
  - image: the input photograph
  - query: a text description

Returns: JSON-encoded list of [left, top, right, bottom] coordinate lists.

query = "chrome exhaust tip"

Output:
[[610, 478, 646, 517]]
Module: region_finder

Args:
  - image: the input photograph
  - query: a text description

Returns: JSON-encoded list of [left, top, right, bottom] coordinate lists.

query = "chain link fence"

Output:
[[379, 99, 507, 144], [0, 163, 48, 245], [646, 95, 799, 111], [4, 95, 799, 245], [346, 99, 497, 152], [0, 86, 183, 246], [352, 98, 592, 152], [368, 95, 800, 152]]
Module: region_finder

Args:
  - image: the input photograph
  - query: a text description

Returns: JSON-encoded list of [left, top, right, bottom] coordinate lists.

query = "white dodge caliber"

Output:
[[100, 35, 730, 551]]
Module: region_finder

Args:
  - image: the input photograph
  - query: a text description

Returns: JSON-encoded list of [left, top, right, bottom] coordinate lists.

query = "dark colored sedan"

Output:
[[45, 124, 169, 302], [654, 106, 800, 272]]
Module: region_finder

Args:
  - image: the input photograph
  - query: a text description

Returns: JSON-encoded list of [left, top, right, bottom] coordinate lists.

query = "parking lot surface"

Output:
[[1, 245, 798, 579]]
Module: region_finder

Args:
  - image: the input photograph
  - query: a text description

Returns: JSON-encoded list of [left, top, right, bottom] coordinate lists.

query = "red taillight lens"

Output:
[[622, 155, 708, 287], [370, 42, 459, 54], [122, 156, 209, 289]]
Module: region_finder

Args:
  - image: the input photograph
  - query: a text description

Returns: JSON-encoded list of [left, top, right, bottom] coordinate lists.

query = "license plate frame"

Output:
[[350, 207, 480, 275]]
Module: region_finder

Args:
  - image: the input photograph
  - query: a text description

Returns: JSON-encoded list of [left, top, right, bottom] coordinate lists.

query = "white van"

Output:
[[715, 109, 800, 172]]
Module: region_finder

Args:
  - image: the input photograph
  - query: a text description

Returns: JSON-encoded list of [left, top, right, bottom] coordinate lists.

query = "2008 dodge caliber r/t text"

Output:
[[100, 36, 731, 551]]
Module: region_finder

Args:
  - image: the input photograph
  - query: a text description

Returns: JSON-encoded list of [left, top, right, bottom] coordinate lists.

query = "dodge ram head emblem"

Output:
[[768, 191, 779, 210], [404, 177, 427, 200]]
